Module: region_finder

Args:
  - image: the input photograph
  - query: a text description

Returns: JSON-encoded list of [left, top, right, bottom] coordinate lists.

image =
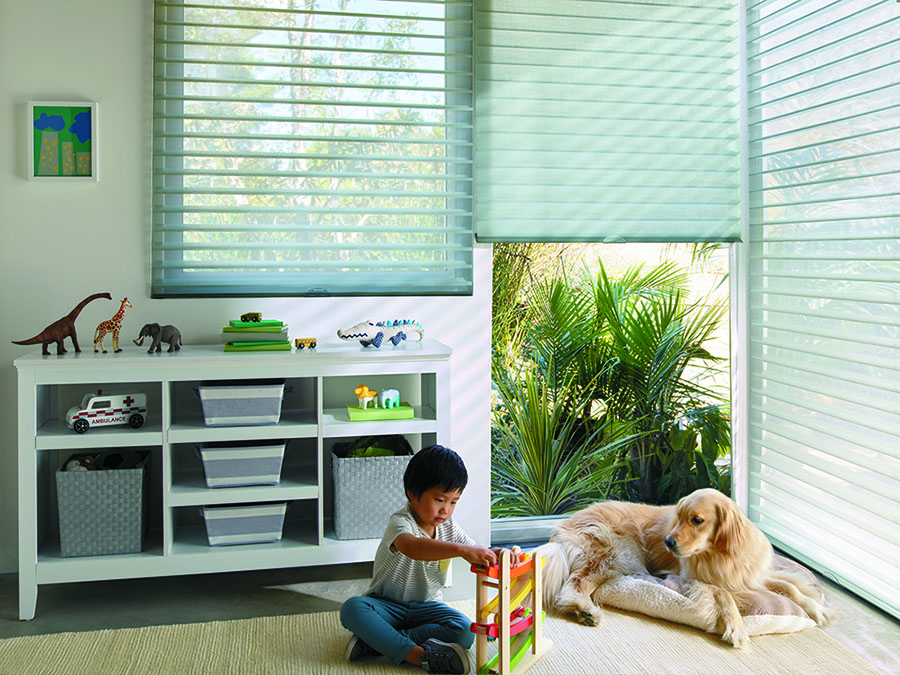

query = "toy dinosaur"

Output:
[[11, 292, 112, 355], [336, 319, 424, 348]]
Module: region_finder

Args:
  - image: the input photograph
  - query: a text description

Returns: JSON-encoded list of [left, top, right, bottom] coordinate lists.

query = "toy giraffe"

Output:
[[470, 548, 551, 674], [93, 297, 132, 353]]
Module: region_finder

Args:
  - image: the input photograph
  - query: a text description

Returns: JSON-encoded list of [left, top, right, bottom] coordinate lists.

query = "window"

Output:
[[152, 0, 473, 297], [473, 0, 741, 243], [745, 0, 899, 618]]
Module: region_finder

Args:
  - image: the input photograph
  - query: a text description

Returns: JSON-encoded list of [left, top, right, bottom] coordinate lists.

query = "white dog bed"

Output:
[[597, 556, 820, 636]]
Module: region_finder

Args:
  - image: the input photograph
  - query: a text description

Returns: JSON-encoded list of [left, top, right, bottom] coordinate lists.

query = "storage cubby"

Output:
[[16, 340, 450, 619], [36, 445, 164, 563]]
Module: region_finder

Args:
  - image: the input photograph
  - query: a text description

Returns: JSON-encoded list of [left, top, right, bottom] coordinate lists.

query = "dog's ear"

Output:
[[713, 498, 747, 554]]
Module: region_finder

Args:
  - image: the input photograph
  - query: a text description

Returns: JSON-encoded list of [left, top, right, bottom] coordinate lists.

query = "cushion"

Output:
[[597, 555, 819, 636]]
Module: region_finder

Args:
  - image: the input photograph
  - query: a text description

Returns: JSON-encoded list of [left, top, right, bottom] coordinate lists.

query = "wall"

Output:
[[0, 0, 491, 575]]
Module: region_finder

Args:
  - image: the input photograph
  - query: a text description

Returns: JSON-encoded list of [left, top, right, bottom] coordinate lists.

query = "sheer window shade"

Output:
[[746, 0, 899, 618], [152, 0, 474, 297], [473, 0, 742, 243]]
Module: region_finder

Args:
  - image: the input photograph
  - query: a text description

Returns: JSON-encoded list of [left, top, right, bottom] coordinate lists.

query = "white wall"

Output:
[[0, 0, 491, 575]]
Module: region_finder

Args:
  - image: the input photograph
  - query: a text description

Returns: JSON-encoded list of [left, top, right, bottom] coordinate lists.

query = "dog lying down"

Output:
[[535, 488, 836, 648]]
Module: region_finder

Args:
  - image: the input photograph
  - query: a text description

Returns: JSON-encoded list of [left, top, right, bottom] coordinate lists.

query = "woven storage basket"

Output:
[[332, 453, 411, 540], [55, 460, 148, 557]]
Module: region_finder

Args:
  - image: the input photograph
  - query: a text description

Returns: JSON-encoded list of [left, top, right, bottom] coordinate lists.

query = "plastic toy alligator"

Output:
[[336, 319, 424, 348]]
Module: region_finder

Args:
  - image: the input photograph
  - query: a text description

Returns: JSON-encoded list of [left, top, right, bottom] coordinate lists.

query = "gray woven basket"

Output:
[[55, 461, 147, 557], [332, 453, 411, 540]]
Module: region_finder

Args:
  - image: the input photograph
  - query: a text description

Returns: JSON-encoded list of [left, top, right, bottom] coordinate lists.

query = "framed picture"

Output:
[[27, 101, 98, 181]]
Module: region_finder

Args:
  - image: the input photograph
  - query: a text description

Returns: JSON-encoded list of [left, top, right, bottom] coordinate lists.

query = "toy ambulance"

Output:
[[65, 390, 148, 434]]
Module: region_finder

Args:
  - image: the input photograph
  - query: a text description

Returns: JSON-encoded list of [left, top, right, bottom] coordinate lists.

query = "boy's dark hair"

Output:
[[403, 445, 468, 498]]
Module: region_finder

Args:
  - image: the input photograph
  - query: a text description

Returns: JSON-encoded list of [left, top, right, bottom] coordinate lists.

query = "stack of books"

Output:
[[221, 319, 290, 352]]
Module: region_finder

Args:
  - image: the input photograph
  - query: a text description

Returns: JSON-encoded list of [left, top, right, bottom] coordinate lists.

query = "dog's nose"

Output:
[[665, 536, 677, 551]]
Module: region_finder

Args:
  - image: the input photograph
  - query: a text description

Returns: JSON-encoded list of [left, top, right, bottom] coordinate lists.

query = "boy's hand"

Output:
[[463, 545, 498, 571]]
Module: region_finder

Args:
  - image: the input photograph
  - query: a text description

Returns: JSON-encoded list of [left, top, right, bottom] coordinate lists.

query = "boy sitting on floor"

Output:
[[340, 444, 499, 674]]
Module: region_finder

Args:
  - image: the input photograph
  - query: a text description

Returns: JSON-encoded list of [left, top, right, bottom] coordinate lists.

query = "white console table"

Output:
[[16, 340, 451, 620]]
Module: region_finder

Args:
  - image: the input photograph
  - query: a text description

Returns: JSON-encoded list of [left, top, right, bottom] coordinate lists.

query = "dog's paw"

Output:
[[722, 624, 750, 649], [814, 605, 838, 627], [567, 607, 601, 626]]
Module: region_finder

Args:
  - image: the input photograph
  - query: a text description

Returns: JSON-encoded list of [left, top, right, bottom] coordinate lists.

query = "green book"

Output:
[[229, 319, 284, 328], [222, 324, 287, 333], [346, 402, 416, 422], [220, 329, 288, 343], [224, 341, 291, 352]]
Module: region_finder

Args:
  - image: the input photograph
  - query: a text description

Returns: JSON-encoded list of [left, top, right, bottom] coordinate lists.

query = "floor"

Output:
[[0, 556, 897, 673]]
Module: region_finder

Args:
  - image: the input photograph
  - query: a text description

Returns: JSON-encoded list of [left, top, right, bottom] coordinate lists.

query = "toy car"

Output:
[[240, 312, 262, 323], [65, 390, 148, 434], [294, 337, 317, 350]]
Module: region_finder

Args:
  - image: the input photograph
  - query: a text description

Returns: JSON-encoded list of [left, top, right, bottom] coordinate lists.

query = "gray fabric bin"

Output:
[[198, 442, 285, 487], [200, 502, 287, 546], [196, 380, 286, 426], [56, 460, 148, 557], [332, 453, 411, 540]]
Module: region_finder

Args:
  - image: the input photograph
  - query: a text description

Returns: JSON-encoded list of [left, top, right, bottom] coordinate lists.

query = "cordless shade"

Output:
[[152, 0, 474, 297], [473, 0, 742, 243], [746, 0, 900, 618]]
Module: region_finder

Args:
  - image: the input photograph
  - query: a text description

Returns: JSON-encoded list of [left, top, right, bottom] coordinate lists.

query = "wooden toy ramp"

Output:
[[470, 549, 552, 674]]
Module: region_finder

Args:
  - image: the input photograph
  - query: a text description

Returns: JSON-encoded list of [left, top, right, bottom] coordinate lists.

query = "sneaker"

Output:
[[420, 638, 470, 674], [344, 634, 377, 662]]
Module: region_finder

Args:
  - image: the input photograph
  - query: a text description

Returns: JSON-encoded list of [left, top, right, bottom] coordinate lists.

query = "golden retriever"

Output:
[[537, 488, 834, 648]]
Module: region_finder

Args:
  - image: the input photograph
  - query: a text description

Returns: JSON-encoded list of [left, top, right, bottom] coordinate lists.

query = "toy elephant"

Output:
[[380, 388, 400, 409], [133, 323, 182, 353]]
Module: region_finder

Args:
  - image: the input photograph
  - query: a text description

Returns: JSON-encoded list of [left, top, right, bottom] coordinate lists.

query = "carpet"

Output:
[[0, 600, 879, 675]]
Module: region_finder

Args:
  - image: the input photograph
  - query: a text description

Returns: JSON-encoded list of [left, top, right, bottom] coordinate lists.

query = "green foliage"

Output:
[[490, 363, 634, 518], [491, 248, 731, 516]]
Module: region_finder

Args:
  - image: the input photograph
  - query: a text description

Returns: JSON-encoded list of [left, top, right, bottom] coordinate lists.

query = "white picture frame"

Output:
[[27, 101, 99, 181]]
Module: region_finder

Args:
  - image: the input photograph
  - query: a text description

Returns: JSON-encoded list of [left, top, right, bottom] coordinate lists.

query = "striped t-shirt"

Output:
[[365, 504, 476, 602]]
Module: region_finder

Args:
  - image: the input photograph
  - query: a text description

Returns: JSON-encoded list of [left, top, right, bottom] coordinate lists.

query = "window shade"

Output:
[[746, 0, 899, 618], [152, 0, 473, 297], [473, 0, 742, 243]]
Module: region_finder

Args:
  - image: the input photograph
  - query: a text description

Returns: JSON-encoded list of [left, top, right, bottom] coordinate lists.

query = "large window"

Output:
[[745, 0, 899, 618], [152, 0, 473, 297]]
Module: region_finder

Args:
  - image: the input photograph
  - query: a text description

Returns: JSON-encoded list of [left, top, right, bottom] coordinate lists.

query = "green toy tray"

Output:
[[346, 402, 415, 422]]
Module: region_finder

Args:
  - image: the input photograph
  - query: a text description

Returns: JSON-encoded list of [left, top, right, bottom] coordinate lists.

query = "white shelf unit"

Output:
[[16, 340, 451, 620]]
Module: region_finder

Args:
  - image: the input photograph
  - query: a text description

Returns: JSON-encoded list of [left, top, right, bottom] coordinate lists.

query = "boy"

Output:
[[340, 445, 498, 674]]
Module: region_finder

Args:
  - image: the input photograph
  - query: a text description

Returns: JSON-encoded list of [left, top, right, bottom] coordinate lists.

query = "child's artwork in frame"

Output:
[[27, 101, 99, 181]]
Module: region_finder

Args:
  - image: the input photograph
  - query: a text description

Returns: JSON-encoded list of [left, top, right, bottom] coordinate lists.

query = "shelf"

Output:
[[36, 419, 163, 450], [322, 405, 437, 437], [171, 521, 318, 555], [36, 531, 165, 584], [169, 467, 318, 507], [17, 341, 451, 619], [168, 409, 317, 443]]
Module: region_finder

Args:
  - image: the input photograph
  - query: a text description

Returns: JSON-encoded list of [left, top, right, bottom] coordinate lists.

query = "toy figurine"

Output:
[[93, 297, 132, 353], [11, 292, 112, 355], [336, 319, 424, 348], [380, 388, 400, 409], [134, 323, 182, 353], [354, 385, 378, 409]]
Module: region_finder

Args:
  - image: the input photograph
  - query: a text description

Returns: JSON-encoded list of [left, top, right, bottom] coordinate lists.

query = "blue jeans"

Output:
[[340, 594, 474, 665]]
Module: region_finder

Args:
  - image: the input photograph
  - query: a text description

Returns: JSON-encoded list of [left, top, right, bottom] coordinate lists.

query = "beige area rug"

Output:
[[0, 600, 879, 675]]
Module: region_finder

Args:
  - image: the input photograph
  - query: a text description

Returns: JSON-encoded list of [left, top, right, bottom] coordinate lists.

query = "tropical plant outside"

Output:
[[491, 245, 731, 519]]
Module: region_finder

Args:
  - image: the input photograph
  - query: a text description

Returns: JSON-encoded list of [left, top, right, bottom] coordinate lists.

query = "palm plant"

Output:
[[496, 258, 730, 508], [490, 362, 634, 517]]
